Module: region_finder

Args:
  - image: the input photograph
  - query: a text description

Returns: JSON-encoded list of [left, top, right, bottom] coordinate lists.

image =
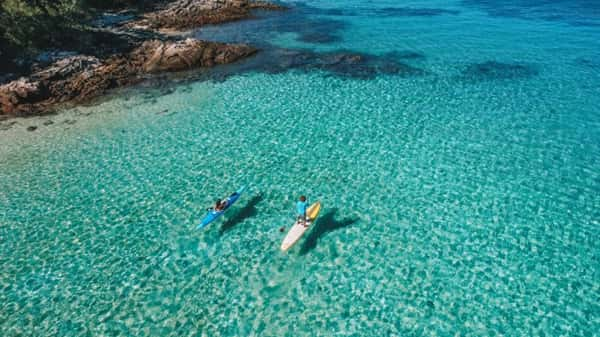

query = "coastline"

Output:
[[1, 1, 599, 335], [0, 81, 216, 168], [0, 0, 285, 120]]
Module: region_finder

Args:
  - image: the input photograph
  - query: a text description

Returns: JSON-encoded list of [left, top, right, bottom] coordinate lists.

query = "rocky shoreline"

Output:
[[136, 0, 284, 30], [0, 0, 284, 119]]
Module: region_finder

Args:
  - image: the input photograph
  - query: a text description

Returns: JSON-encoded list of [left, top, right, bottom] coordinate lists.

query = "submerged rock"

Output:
[[234, 48, 426, 80], [0, 120, 18, 131], [0, 79, 47, 115], [462, 61, 538, 81]]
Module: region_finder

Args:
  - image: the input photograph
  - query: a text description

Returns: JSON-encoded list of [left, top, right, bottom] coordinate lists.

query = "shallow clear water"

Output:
[[1, 1, 599, 336]]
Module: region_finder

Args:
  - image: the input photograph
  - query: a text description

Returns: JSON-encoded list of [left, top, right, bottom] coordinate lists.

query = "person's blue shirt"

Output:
[[296, 200, 307, 216]]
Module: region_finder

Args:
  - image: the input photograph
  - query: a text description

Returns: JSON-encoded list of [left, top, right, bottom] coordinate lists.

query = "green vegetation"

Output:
[[83, 0, 151, 10], [0, 0, 161, 66], [0, 0, 82, 52]]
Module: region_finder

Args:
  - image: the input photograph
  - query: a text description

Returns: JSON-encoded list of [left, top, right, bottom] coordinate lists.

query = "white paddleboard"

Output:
[[281, 201, 321, 252]]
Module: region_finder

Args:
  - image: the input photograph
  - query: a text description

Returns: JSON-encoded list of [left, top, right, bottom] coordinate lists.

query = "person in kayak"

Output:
[[214, 199, 228, 211], [296, 195, 308, 227], [210, 190, 240, 212]]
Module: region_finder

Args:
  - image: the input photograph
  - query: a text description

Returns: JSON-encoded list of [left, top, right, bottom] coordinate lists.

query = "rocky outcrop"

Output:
[[0, 0, 282, 117], [135, 38, 257, 72], [0, 39, 256, 116], [0, 56, 103, 115], [138, 0, 286, 30]]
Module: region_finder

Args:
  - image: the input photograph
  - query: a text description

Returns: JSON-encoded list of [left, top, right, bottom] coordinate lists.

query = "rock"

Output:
[[132, 38, 257, 73], [326, 53, 364, 65], [34, 51, 80, 67], [139, 0, 286, 30], [0, 121, 18, 131], [0, 79, 45, 115], [0, 38, 256, 116], [27, 125, 38, 131], [36, 56, 102, 82], [0, 56, 105, 116], [0, 0, 282, 118], [43, 120, 54, 125]]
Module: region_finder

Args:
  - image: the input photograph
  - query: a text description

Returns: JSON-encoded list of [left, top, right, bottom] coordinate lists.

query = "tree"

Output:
[[0, 0, 162, 63], [0, 0, 82, 51]]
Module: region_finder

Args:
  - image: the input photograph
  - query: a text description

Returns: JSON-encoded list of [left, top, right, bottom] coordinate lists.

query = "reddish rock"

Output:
[[132, 38, 257, 72], [0, 0, 280, 117], [139, 0, 286, 30], [0, 39, 256, 116]]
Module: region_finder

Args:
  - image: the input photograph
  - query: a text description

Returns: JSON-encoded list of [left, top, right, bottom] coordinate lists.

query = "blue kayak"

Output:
[[197, 186, 246, 229]]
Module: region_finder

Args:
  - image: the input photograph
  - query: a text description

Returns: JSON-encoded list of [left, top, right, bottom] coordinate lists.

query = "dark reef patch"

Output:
[[199, 47, 427, 81], [461, 61, 538, 81], [194, 3, 457, 48], [294, 50, 424, 79], [297, 32, 341, 44], [271, 7, 348, 45], [288, 17, 346, 44], [194, 5, 347, 46], [191, 4, 431, 80], [194, 3, 447, 58]]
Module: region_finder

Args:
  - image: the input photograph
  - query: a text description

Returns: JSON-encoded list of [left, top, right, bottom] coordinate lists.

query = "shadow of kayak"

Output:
[[299, 208, 358, 255], [219, 194, 263, 236]]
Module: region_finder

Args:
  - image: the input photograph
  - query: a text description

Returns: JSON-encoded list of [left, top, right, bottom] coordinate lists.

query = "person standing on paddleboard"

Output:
[[296, 195, 308, 227]]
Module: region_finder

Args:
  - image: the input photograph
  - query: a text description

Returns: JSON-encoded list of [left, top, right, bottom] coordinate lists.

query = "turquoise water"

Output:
[[1, 0, 599, 336]]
